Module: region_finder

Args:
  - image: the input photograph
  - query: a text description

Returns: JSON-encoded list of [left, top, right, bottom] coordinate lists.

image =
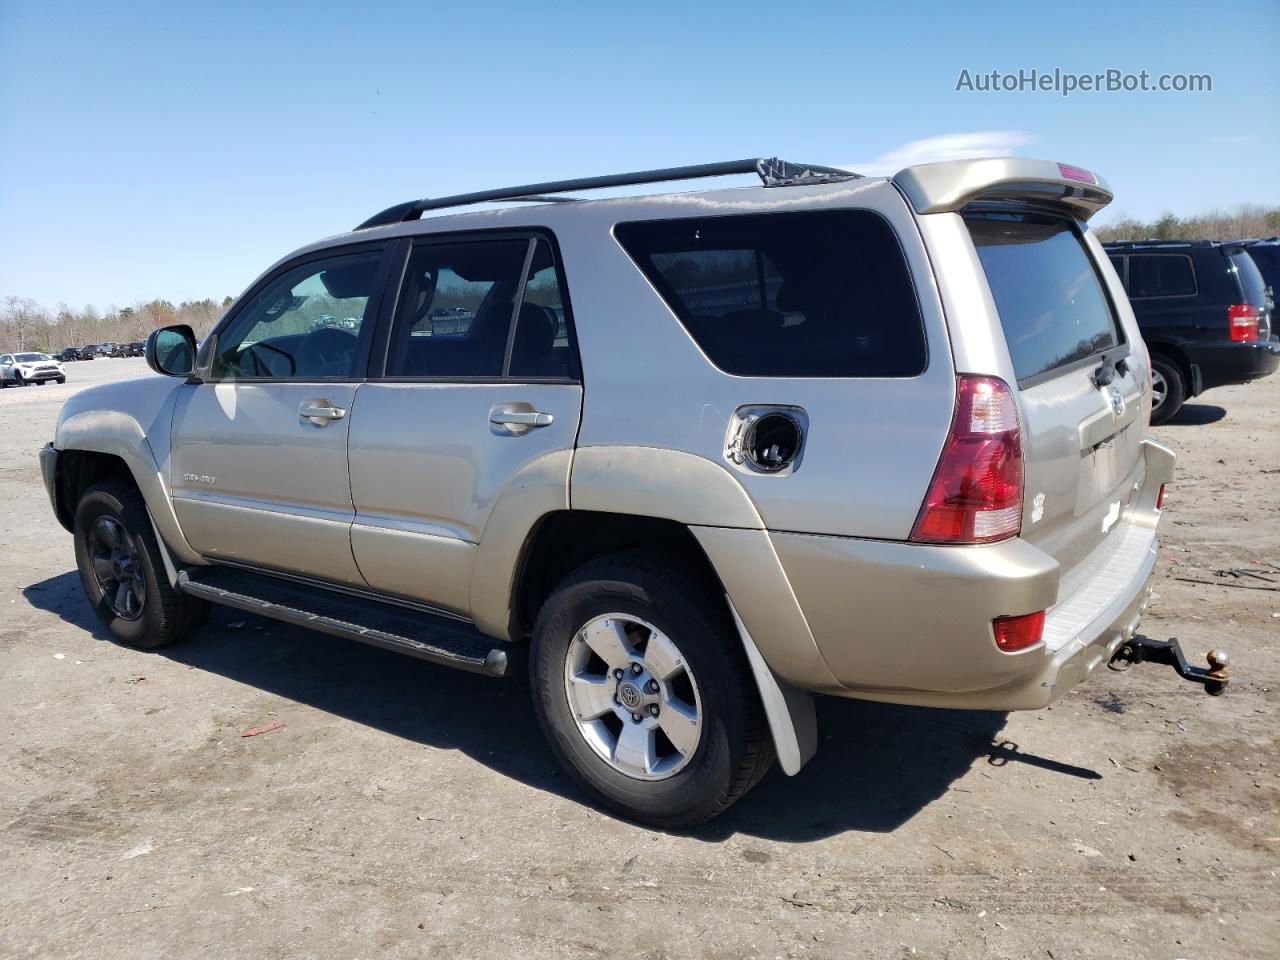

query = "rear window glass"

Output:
[[614, 211, 926, 378], [1229, 250, 1268, 307], [966, 213, 1122, 382], [1126, 254, 1197, 298]]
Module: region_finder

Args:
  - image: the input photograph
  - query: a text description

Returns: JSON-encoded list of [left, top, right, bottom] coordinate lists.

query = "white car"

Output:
[[0, 352, 66, 387]]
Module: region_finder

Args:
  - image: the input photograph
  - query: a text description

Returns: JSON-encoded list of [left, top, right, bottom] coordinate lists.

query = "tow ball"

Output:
[[1108, 636, 1230, 696]]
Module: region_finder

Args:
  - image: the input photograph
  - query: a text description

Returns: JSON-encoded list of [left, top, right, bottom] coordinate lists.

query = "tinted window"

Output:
[[1229, 250, 1268, 307], [509, 239, 579, 379], [614, 211, 926, 377], [966, 213, 1121, 382], [1126, 254, 1196, 298], [1108, 255, 1127, 289], [387, 240, 528, 378], [213, 251, 382, 379]]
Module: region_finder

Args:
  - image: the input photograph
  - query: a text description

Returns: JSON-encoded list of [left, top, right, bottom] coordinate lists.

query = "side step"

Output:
[[176, 566, 510, 677]]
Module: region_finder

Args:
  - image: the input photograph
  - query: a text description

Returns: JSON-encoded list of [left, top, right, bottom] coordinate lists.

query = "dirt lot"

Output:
[[1, 357, 1276, 959]]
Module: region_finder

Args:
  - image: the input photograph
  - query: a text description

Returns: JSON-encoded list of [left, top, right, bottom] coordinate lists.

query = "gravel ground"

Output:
[[1, 357, 1276, 959]]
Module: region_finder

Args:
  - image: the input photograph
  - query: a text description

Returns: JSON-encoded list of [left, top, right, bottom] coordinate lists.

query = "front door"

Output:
[[170, 244, 392, 586], [347, 234, 583, 615]]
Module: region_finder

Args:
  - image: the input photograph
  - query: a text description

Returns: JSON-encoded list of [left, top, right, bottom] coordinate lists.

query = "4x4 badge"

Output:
[[1107, 385, 1126, 417]]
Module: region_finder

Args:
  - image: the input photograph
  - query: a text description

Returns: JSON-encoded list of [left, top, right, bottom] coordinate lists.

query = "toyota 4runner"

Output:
[[41, 157, 1218, 826]]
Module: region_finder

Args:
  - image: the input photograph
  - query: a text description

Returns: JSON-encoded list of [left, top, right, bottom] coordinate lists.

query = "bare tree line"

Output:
[[0, 296, 230, 353], [1095, 204, 1280, 243]]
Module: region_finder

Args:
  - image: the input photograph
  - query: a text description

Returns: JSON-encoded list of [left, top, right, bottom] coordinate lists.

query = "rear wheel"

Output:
[[530, 552, 773, 827], [73, 480, 207, 648], [1149, 355, 1185, 425]]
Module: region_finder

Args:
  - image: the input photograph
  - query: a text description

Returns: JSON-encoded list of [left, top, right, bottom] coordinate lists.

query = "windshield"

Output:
[[16, 353, 49, 362]]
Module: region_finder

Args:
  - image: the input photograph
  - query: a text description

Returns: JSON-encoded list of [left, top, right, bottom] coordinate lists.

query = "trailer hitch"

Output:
[[1108, 636, 1229, 696]]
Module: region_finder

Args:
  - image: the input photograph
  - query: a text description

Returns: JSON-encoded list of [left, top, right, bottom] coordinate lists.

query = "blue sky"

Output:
[[1, 0, 1276, 309]]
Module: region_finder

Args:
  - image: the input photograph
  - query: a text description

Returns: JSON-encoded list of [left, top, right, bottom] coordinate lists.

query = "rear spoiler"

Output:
[[892, 157, 1113, 221]]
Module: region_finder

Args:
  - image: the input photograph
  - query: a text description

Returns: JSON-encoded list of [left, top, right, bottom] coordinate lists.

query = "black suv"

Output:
[[1105, 240, 1278, 423]]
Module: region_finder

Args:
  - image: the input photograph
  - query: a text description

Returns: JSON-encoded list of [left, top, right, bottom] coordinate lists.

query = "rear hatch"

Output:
[[965, 210, 1146, 586]]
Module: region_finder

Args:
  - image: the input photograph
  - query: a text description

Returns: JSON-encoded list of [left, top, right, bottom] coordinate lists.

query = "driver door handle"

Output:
[[490, 409, 554, 428], [300, 400, 347, 425]]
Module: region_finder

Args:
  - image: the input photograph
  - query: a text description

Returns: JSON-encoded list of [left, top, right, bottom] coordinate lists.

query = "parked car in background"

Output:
[[58, 347, 83, 362], [125, 342, 146, 357], [91, 342, 122, 358], [1105, 240, 1279, 423], [1, 352, 66, 386], [40, 156, 1199, 826], [1241, 238, 1280, 302], [82, 345, 101, 359]]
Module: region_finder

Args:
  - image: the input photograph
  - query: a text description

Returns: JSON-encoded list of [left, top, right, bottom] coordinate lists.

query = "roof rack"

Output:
[[354, 157, 857, 230]]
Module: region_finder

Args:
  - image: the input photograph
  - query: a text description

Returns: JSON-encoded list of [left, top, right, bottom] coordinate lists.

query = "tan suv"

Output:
[[40, 156, 1212, 826]]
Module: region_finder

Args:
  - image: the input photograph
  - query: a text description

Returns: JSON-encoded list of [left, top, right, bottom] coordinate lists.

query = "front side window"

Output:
[[1126, 254, 1196, 299], [213, 250, 382, 380], [615, 211, 927, 378], [966, 212, 1122, 382]]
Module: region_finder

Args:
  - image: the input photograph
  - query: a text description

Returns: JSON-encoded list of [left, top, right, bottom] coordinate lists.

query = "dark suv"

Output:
[[1242, 238, 1280, 299], [1104, 241, 1278, 423]]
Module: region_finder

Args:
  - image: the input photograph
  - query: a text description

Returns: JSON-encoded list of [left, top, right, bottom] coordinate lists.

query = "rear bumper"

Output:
[[766, 439, 1176, 710], [1193, 339, 1280, 392]]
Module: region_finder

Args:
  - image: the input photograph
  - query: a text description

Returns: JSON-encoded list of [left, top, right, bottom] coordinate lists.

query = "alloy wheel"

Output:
[[88, 516, 146, 620], [563, 613, 703, 781]]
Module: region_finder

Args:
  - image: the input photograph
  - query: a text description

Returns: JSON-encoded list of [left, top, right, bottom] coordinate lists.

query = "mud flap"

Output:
[[726, 596, 817, 775]]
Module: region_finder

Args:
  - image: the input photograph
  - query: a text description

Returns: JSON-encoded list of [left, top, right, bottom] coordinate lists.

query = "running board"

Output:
[[176, 567, 510, 677]]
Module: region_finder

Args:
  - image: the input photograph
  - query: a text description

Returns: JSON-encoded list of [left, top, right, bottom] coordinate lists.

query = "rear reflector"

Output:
[[993, 610, 1046, 652], [911, 375, 1023, 544], [1057, 163, 1097, 184], [1156, 484, 1166, 510], [1228, 304, 1259, 342]]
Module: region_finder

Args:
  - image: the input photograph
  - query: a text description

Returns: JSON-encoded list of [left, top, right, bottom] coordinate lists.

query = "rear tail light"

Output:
[[1156, 484, 1166, 510], [992, 610, 1046, 652], [911, 375, 1023, 544], [1228, 304, 1259, 342]]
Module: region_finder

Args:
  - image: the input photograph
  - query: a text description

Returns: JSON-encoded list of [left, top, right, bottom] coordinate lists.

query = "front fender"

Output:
[[54, 377, 202, 564]]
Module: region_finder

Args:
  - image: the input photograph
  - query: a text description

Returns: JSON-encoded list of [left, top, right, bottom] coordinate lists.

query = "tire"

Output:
[[56, 377, 66, 384], [530, 551, 774, 827], [13, 372, 25, 387], [73, 479, 207, 648], [1149, 355, 1185, 426]]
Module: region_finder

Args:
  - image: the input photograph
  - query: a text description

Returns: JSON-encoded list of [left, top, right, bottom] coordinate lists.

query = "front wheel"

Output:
[[13, 372, 25, 386], [530, 552, 774, 827], [56, 377, 66, 384], [73, 480, 207, 648]]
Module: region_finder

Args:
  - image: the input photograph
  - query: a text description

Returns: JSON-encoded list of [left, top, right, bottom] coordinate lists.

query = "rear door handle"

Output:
[[490, 409, 554, 428], [300, 400, 347, 425]]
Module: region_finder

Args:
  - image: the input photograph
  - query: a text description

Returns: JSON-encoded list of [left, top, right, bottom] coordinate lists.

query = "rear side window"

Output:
[[966, 212, 1122, 382], [387, 240, 529, 378], [1126, 254, 1197, 298], [615, 211, 926, 378]]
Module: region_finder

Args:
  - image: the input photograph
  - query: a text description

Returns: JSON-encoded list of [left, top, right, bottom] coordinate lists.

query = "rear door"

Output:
[[169, 243, 394, 586], [346, 233, 582, 616], [965, 211, 1144, 580]]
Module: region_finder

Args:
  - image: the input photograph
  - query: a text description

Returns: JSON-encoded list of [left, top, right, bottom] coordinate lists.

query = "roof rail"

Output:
[[1102, 239, 1213, 249], [354, 157, 856, 230]]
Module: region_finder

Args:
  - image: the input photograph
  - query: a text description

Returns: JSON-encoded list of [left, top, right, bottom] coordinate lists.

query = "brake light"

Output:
[[1228, 304, 1259, 342], [911, 375, 1023, 544], [1156, 484, 1166, 510], [992, 610, 1046, 652], [1057, 163, 1096, 184]]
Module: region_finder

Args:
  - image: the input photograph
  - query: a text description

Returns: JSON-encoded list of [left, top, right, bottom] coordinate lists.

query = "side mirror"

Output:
[[146, 325, 197, 378]]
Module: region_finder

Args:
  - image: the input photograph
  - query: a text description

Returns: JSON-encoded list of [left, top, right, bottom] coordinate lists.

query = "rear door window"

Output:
[[1126, 254, 1197, 298], [1228, 249, 1268, 307], [965, 212, 1122, 382], [614, 211, 926, 378]]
